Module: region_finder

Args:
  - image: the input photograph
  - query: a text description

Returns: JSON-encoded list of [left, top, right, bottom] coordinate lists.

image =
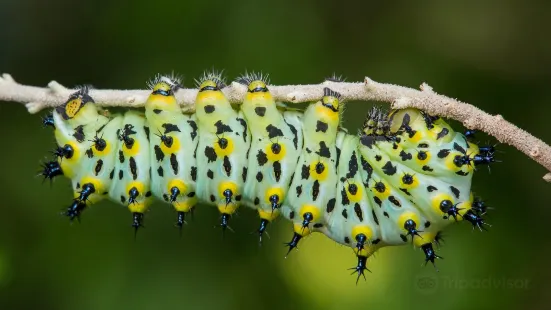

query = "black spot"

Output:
[[450, 186, 460, 198], [427, 185, 437, 192], [453, 142, 467, 154], [273, 161, 282, 182], [382, 161, 397, 176], [223, 156, 231, 176], [162, 123, 181, 134], [388, 196, 401, 207], [312, 180, 320, 201], [399, 150, 412, 161], [336, 147, 341, 168], [372, 210, 379, 225], [153, 109, 162, 114], [437, 128, 449, 140], [266, 124, 284, 139], [313, 223, 324, 228], [437, 149, 450, 158], [417, 151, 428, 160], [418, 143, 429, 148], [154, 145, 164, 162], [372, 238, 381, 244], [400, 234, 408, 242], [360, 156, 373, 182], [316, 121, 328, 133], [85, 148, 94, 158], [191, 166, 197, 181], [342, 209, 348, 219], [354, 203, 363, 221], [210, 195, 216, 202], [374, 182, 386, 193], [301, 164, 310, 179], [373, 196, 382, 207], [255, 107, 266, 116], [424, 221, 431, 228], [359, 135, 376, 148], [117, 150, 124, 163], [344, 237, 350, 244], [235, 195, 242, 201], [346, 151, 359, 179], [187, 120, 198, 141], [383, 212, 389, 218], [256, 150, 268, 166], [157, 166, 164, 177], [375, 155, 382, 161], [204, 105, 215, 113], [316, 141, 331, 158], [94, 159, 103, 176], [120, 196, 126, 203], [207, 170, 214, 179], [145, 191, 152, 197], [205, 146, 217, 163], [341, 188, 350, 205], [256, 171, 263, 182], [170, 154, 179, 174], [326, 198, 336, 213], [254, 197, 260, 205], [296, 185, 303, 197], [214, 120, 233, 135], [289, 211, 295, 219], [144, 126, 150, 141], [242, 167, 247, 182], [129, 157, 138, 180], [236, 118, 248, 142], [456, 170, 469, 176], [109, 168, 114, 179], [402, 174, 414, 185], [73, 125, 85, 142], [163, 194, 169, 202], [400, 188, 411, 196], [118, 170, 123, 180], [306, 148, 312, 153], [284, 121, 298, 149], [422, 165, 434, 172]]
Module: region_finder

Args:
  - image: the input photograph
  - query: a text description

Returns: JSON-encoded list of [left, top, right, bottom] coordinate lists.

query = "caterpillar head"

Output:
[[194, 70, 230, 111], [237, 72, 273, 105], [147, 74, 182, 95], [55, 86, 94, 120], [321, 87, 342, 113], [195, 70, 226, 91]]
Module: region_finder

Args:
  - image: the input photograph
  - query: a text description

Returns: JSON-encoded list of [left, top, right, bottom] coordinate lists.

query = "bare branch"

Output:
[[1, 73, 550, 180]]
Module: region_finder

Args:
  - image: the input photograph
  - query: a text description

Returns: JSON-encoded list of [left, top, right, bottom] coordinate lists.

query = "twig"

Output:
[[1, 73, 550, 181]]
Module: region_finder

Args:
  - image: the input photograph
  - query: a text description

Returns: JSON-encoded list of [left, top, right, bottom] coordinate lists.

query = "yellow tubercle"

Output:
[[351, 225, 374, 241], [128, 201, 148, 213], [173, 198, 197, 212], [213, 136, 234, 156], [80, 176, 105, 193], [399, 174, 419, 190], [217, 203, 238, 214], [346, 181, 363, 203], [431, 193, 455, 216], [160, 135, 181, 154], [415, 150, 431, 166], [122, 140, 140, 156], [218, 181, 238, 198], [167, 179, 187, 195], [126, 181, 145, 198], [310, 160, 329, 181], [398, 211, 421, 232], [299, 204, 321, 222], [92, 140, 111, 157], [372, 180, 391, 200], [265, 142, 286, 162], [293, 223, 312, 236], [414, 231, 436, 247], [259, 209, 280, 221]]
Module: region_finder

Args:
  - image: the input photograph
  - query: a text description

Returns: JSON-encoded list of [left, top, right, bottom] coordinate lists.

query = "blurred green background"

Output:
[[1, 0, 550, 309]]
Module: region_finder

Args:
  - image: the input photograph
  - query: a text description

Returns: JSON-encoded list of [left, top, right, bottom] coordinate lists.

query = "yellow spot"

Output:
[[122, 140, 140, 156], [213, 136, 234, 156], [294, 223, 312, 236], [167, 179, 187, 195], [80, 176, 104, 193], [196, 89, 226, 107], [415, 150, 431, 166], [259, 209, 280, 221], [431, 193, 454, 216], [126, 181, 145, 198], [265, 187, 285, 204], [293, 204, 321, 236], [92, 140, 111, 157], [160, 135, 181, 154], [399, 174, 419, 190], [266, 142, 286, 162], [414, 231, 435, 247], [310, 160, 329, 181], [372, 180, 391, 200], [398, 211, 420, 233], [128, 202, 148, 213], [247, 80, 267, 92], [351, 225, 374, 241], [315, 104, 339, 123], [346, 181, 363, 202], [199, 80, 218, 90], [408, 131, 423, 143], [217, 203, 238, 214], [354, 244, 379, 257], [65, 98, 82, 118], [174, 198, 197, 212]]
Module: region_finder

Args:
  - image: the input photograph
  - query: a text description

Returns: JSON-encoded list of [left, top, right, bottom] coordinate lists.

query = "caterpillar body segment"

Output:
[[282, 88, 343, 253], [39, 73, 495, 281], [193, 75, 251, 230], [145, 79, 199, 228], [238, 78, 304, 240], [108, 111, 152, 230]]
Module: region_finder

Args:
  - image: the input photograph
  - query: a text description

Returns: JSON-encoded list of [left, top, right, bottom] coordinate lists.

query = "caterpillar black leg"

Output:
[[63, 200, 86, 222], [175, 211, 187, 236], [472, 197, 491, 216], [218, 213, 233, 235], [42, 113, 55, 129], [77, 183, 96, 203], [349, 255, 370, 285], [132, 212, 144, 237], [463, 210, 490, 231], [421, 243, 442, 270], [284, 232, 302, 258], [301, 212, 313, 233], [355, 233, 368, 253], [464, 129, 476, 140], [40, 160, 63, 183], [257, 219, 269, 244]]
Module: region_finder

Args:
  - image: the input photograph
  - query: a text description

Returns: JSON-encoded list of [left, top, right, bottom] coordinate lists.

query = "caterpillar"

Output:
[[39, 72, 495, 283]]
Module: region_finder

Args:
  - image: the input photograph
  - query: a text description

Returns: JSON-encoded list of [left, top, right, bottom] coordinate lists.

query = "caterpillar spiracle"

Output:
[[39, 72, 494, 282]]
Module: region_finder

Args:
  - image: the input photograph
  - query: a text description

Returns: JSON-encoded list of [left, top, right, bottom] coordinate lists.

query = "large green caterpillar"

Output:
[[40, 72, 493, 282]]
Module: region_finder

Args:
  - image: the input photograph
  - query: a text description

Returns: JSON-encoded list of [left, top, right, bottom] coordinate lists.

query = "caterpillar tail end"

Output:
[[421, 243, 443, 271], [348, 255, 370, 285]]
